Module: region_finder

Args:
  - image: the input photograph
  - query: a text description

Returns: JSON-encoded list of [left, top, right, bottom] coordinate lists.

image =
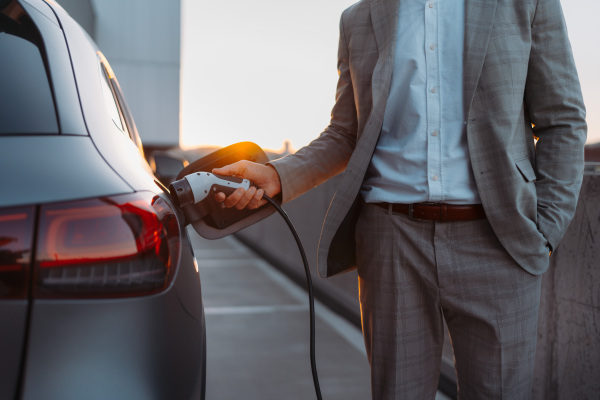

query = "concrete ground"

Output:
[[188, 230, 451, 400]]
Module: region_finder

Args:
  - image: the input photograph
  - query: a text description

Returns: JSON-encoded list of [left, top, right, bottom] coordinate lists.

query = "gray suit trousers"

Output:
[[356, 203, 543, 400]]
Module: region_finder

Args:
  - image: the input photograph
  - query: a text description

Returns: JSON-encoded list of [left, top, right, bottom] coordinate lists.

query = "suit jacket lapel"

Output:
[[463, 0, 498, 115], [370, 0, 400, 116]]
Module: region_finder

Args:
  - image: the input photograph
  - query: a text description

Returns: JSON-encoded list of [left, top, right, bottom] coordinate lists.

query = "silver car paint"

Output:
[[0, 1, 206, 398]]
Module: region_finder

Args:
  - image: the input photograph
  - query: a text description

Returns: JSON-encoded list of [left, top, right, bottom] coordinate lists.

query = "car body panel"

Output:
[[22, 292, 203, 400], [21, 0, 88, 136], [19, 0, 58, 27], [0, 302, 28, 399], [50, 4, 160, 194], [0, 136, 132, 208]]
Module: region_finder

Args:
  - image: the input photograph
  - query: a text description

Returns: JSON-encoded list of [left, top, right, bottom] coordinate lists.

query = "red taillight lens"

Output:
[[35, 192, 180, 298], [0, 207, 35, 299]]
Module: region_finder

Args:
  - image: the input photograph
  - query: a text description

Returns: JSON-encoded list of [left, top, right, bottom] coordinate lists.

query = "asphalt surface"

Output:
[[188, 229, 451, 400]]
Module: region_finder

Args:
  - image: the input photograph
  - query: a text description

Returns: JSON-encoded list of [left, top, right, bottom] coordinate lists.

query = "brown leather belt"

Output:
[[374, 202, 486, 222]]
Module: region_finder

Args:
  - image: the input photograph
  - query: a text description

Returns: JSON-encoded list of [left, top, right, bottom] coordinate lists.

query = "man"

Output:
[[213, 0, 587, 398]]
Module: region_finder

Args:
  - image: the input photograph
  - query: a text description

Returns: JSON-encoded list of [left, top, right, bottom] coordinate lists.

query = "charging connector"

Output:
[[170, 172, 253, 208]]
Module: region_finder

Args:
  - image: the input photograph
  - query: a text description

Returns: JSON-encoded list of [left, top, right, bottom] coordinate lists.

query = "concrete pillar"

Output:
[[533, 174, 600, 399], [56, 0, 181, 147], [91, 0, 180, 147]]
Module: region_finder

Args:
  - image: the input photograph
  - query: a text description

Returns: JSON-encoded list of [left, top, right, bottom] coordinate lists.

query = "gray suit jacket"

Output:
[[270, 0, 587, 278]]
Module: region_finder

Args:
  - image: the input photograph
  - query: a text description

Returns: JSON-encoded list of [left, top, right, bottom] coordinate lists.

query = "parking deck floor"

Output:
[[188, 230, 451, 400]]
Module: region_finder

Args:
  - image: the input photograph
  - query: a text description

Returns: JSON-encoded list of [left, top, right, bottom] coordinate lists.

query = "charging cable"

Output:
[[262, 194, 323, 400]]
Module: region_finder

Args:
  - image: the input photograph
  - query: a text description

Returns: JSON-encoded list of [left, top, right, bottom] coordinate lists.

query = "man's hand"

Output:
[[212, 161, 281, 210]]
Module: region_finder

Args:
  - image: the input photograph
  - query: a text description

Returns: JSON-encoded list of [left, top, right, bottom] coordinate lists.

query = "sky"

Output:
[[180, 0, 600, 151]]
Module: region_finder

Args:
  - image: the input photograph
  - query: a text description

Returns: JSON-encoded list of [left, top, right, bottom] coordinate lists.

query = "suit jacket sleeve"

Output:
[[524, 0, 587, 251], [269, 13, 358, 204]]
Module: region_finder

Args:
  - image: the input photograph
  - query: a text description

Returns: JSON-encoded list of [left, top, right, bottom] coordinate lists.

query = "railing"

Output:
[[584, 162, 600, 175], [236, 167, 600, 399]]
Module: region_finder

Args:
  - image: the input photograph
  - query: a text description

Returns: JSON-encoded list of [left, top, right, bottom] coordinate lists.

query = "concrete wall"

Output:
[[533, 173, 600, 399], [237, 172, 600, 398], [57, 0, 181, 147]]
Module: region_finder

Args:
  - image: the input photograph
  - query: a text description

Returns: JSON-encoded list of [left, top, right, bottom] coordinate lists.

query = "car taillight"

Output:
[[0, 207, 35, 299], [35, 192, 180, 298]]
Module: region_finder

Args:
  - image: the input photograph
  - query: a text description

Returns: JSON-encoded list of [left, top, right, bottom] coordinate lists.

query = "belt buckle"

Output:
[[408, 203, 428, 221], [408, 202, 438, 221]]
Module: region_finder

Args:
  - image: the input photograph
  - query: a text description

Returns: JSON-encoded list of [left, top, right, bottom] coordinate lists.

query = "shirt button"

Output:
[[432, 130, 439, 136], [432, 175, 440, 181], [430, 44, 436, 51], [431, 87, 437, 93], [428, 2, 434, 8]]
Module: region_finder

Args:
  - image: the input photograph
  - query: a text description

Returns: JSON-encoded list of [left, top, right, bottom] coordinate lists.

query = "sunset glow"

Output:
[[181, 0, 600, 151]]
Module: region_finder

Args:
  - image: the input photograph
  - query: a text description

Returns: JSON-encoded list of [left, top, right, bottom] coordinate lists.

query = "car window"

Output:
[[99, 62, 126, 133], [97, 52, 144, 155], [111, 78, 144, 152], [0, 12, 58, 135]]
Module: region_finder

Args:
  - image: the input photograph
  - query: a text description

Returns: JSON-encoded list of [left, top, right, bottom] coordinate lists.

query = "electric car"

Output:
[[0, 1, 206, 399]]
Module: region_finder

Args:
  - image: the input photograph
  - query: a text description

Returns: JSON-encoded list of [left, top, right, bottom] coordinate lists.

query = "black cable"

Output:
[[263, 194, 323, 400]]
